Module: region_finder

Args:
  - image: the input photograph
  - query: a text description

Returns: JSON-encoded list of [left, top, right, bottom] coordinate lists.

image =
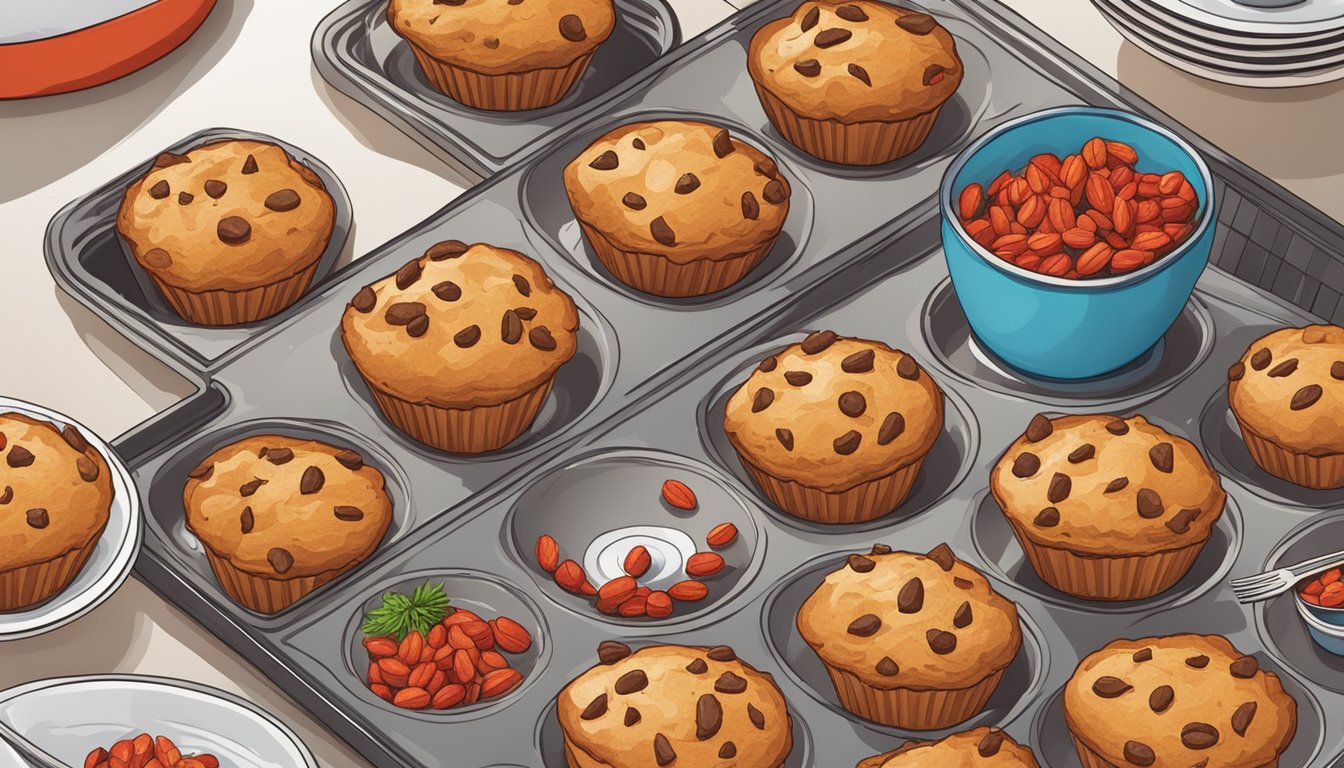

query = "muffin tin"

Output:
[[39, 0, 1344, 765]]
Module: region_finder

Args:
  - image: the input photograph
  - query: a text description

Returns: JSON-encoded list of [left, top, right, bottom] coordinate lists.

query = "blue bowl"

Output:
[[1297, 596, 1344, 656], [940, 107, 1216, 380]]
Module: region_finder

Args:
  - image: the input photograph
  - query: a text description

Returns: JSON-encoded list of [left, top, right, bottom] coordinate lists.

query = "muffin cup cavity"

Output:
[[408, 47, 596, 112], [1258, 513, 1344, 694], [150, 261, 322, 327]]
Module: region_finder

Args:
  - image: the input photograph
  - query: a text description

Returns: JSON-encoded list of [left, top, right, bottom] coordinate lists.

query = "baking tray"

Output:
[[311, 0, 682, 179], [68, 0, 1344, 765]]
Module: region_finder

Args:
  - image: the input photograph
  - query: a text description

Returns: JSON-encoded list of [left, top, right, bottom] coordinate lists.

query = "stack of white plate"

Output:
[[1091, 0, 1344, 88]]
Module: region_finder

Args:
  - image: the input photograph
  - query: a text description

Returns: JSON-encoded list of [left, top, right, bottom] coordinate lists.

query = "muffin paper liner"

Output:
[[151, 261, 321, 327], [824, 663, 1006, 730], [410, 46, 594, 112], [368, 378, 555, 454], [203, 546, 351, 615], [1237, 419, 1344, 490], [739, 454, 925, 524], [577, 221, 776, 298], [0, 536, 101, 612], [1007, 517, 1208, 601], [754, 84, 942, 166]]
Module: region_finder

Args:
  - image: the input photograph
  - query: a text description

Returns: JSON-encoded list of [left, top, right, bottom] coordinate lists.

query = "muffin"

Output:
[[724, 332, 943, 524], [0, 414, 113, 612], [565, 120, 791, 298], [1064, 634, 1297, 768], [183, 435, 393, 614], [557, 641, 793, 768], [857, 728, 1039, 767], [991, 414, 1226, 602], [117, 139, 336, 326], [1228, 324, 1344, 489], [341, 241, 580, 454], [748, 1, 963, 165], [387, 0, 615, 111], [797, 543, 1022, 730]]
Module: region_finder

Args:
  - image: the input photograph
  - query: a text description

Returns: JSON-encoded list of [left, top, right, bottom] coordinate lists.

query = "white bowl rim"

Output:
[[1295, 594, 1344, 635]]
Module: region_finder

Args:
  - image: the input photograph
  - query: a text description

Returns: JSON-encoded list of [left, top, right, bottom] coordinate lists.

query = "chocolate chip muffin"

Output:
[[183, 435, 393, 614], [341, 241, 580, 454], [857, 727, 1039, 768], [991, 414, 1226, 602], [116, 139, 336, 326], [748, 1, 963, 165], [565, 120, 791, 298], [1228, 324, 1344, 489], [1064, 635, 1297, 768], [557, 642, 793, 768], [0, 413, 113, 612], [387, 0, 615, 111], [723, 333, 944, 524], [797, 543, 1021, 730]]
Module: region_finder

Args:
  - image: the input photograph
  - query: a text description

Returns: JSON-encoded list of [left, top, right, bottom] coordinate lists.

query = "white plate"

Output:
[[1127, 0, 1344, 44], [0, 397, 141, 641], [0, 675, 319, 768], [1157, 0, 1344, 35], [1120, 0, 1344, 55]]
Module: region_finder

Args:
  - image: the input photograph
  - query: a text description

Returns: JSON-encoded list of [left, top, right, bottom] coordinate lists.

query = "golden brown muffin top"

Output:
[[183, 435, 392, 579], [0, 413, 113, 571], [387, 0, 615, 76], [857, 727, 1040, 768], [991, 414, 1225, 557], [1228, 324, 1344, 456], [1064, 635, 1297, 768], [558, 643, 793, 768], [565, 120, 791, 263], [797, 544, 1022, 691], [340, 242, 580, 409], [724, 333, 943, 492], [748, 1, 963, 123], [117, 140, 335, 293]]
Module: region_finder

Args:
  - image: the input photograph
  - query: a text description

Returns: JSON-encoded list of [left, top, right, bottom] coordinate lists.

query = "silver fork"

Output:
[[0, 717, 69, 768], [1231, 549, 1344, 604]]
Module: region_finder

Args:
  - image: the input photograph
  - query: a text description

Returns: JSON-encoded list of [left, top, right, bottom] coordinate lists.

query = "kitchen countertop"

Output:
[[0, 0, 1340, 765]]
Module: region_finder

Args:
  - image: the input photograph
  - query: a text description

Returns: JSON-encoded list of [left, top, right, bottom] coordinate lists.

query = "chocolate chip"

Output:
[[514, 307, 537, 320], [178, 192, 194, 206], [203, 179, 227, 199], [1250, 348, 1272, 370], [1334, 361, 1344, 380], [926, 629, 957, 654], [530, 327, 557, 351], [1133, 648, 1153, 662], [784, 371, 812, 386], [598, 641, 632, 664], [240, 478, 267, 496], [588, 151, 619, 173], [407, 315, 429, 337], [800, 6, 820, 31], [1137, 488, 1164, 519], [1232, 701, 1257, 736], [268, 547, 294, 574], [841, 349, 874, 373], [751, 388, 774, 413], [872, 543, 893, 555], [650, 216, 676, 246], [352, 286, 376, 313], [240, 506, 254, 533], [653, 734, 676, 766], [954, 577, 973, 589], [878, 412, 905, 445], [455, 325, 481, 348], [675, 173, 701, 195], [241, 154, 258, 174], [482, 36, 500, 48], [711, 129, 734, 158], [615, 669, 648, 694], [1230, 655, 1259, 679], [1106, 419, 1129, 435], [385, 302, 426, 325], [77, 456, 99, 482], [395, 259, 422, 289], [719, 743, 736, 759], [847, 63, 871, 86], [1092, 676, 1132, 698], [762, 180, 787, 205], [707, 646, 736, 661], [1186, 654, 1209, 668], [1035, 507, 1060, 527], [834, 430, 862, 455], [190, 462, 216, 481], [506, 274, 530, 297], [756, 157, 780, 179], [1106, 477, 1129, 493], [927, 543, 955, 571], [847, 614, 881, 636], [847, 554, 874, 573], [1026, 414, 1053, 442], [300, 466, 325, 494], [622, 192, 647, 210], [63, 424, 89, 453], [581, 693, 608, 720], [1047, 472, 1071, 503], [875, 657, 899, 676], [953, 601, 973, 629], [631, 137, 645, 150], [814, 28, 852, 47], [896, 355, 920, 380], [1146, 684, 1174, 713], [896, 12, 937, 34], [686, 658, 708, 674], [1228, 362, 1245, 381], [801, 330, 838, 354], [1181, 722, 1218, 750], [427, 240, 469, 260], [696, 694, 724, 740], [741, 191, 760, 220], [24, 508, 49, 529], [149, 180, 170, 199], [838, 391, 866, 417], [217, 216, 250, 244], [153, 152, 189, 169], [923, 63, 947, 86], [836, 4, 868, 21], [501, 309, 524, 345], [431, 281, 461, 302], [714, 672, 747, 694], [624, 707, 641, 727], [7, 446, 34, 468], [1292, 384, 1323, 410], [793, 59, 822, 77], [1012, 452, 1040, 478], [897, 578, 923, 613], [334, 506, 364, 521], [143, 248, 172, 268], [1150, 442, 1174, 473], [978, 730, 1004, 757], [1123, 741, 1155, 767], [1069, 444, 1095, 463], [559, 14, 586, 41], [1166, 508, 1199, 534], [1268, 358, 1299, 377]]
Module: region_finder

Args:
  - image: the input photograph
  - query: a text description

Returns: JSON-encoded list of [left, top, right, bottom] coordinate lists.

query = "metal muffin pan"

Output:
[[44, 127, 354, 372], [311, 0, 682, 179]]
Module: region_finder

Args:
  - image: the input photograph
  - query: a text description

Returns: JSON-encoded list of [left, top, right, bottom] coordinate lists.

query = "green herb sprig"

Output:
[[360, 581, 452, 640]]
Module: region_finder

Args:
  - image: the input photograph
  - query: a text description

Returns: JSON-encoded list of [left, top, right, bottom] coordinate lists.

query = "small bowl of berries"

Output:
[[1295, 566, 1344, 656]]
